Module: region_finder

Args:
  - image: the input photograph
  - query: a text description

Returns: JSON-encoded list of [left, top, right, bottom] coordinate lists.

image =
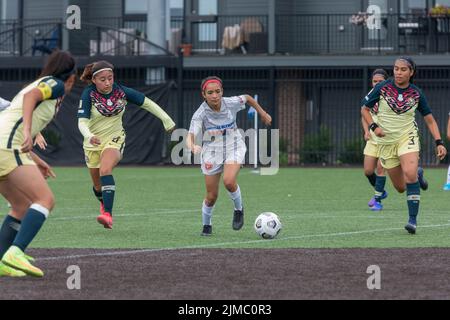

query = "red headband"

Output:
[[202, 79, 222, 91]]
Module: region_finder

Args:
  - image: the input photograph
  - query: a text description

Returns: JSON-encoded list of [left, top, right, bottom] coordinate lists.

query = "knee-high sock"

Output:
[[93, 186, 103, 203], [101, 175, 115, 215], [374, 175, 387, 202], [202, 201, 214, 226], [0, 215, 21, 258], [13, 204, 49, 252], [366, 173, 377, 187], [406, 182, 420, 224], [227, 185, 243, 211], [447, 165, 450, 184]]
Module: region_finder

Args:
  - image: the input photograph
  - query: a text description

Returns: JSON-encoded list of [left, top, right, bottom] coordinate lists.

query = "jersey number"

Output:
[[112, 136, 121, 143], [408, 136, 415, 146]]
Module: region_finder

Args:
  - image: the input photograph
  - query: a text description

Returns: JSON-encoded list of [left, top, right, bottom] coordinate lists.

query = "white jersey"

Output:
[[189, 95, 247, 149], [0, 97, 10, 112]]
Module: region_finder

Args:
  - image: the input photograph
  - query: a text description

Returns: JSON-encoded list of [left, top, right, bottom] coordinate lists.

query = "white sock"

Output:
[[228, 185, 243, 211], [447, 165, 450, 184], [202, 201, 214, 226]]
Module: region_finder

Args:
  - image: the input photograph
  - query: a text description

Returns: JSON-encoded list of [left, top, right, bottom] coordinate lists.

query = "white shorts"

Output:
[[201, 141, 247, 175]]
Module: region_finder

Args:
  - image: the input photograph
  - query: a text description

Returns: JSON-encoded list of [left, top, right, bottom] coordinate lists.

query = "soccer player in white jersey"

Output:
[[78, 61, 176, 229], [361, 57, 446, 234], [186, 76, 272, 236], [0, 50, 76, 277]]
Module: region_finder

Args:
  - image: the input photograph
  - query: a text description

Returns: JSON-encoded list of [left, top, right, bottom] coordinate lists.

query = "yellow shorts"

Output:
[[363, 139, 379, 158], [0, 149, 36, 181], [378, 132, 420, 169], [84, 132, 126, 169]]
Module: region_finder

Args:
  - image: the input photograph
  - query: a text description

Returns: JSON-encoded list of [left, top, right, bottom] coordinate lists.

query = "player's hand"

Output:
[[437, 145, 447, 160], [191, 145, 202, 154], [374, 127, 385, 137], [37, 159, 56, 179], [261, 112, 272, 126], [364, 131, 371, 141], [90, 136, 101, 146], [34, 132, 47, 150], [21, 131, 33, 153]]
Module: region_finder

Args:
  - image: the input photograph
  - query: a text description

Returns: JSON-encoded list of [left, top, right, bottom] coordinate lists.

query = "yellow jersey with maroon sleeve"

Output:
[[0, 76, 65, 150]]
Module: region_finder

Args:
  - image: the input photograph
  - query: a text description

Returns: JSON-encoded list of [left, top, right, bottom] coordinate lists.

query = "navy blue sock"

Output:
[[374, 175, 387, 202], [0, 215, 21, 258], [13, 205, 48, 252], [366, 173, 377, 187], [406, 182, 420, 225], [93, 186, 103, 203], [101, 175, 115, 215]]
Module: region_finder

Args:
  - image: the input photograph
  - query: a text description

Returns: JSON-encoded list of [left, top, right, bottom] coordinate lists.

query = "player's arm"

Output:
[[21, 88, 44, 152], [418, 93, 446, 159], [121, 85, 176, 132], [77, 88, 100, 146], [141, 97, 176, 132], [361, 116, 370, 141], [22, 77, 65, 152], [243, 95, 272, 126], [186, 132, 201, 154], [447, 114, 450, 141], [29, 151, 56, 179], [361, 84, 384, 138]]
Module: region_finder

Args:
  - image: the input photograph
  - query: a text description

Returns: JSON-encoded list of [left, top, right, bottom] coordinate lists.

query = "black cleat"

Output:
[[418, 167, 428, 191], [404, 223, 417, 234], [232, 208, 244, 230], [201, 225, 212, 236]]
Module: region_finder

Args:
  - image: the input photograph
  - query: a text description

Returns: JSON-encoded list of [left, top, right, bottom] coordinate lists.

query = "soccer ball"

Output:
[[254, 212, 282, 239]]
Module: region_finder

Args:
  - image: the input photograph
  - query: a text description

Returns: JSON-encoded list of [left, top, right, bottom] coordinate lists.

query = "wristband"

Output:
[[369, 123, 379, 132], [436, 139, 445, 147]]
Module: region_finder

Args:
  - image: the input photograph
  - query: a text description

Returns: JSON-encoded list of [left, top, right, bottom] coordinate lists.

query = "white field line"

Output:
[[36, 223, 450, 262]]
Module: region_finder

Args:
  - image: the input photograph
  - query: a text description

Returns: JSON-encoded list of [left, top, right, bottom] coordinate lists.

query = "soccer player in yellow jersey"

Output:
[[362, 69, 389, 211], [0, 50, 76, 277], [361, 57, 447, 234], [78, 61, 176, 229]]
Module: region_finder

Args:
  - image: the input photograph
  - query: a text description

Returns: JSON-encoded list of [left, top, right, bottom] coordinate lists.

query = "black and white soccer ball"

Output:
[[254, 212, 282, 239]]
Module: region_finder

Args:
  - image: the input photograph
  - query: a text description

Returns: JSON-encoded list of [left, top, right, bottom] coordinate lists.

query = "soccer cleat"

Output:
[[0, 262, 27, 277], [97, 212, 113, 229], [201, 225, 212, 236], [232, 208, 244, 230], [368, 191, 388, 207], [370, 201, 383, 211], [417, 167, 428, 191], [443, 183, 450, 191], [1, 246, 43, 277], [24, 253, 35, 262], [404, 222, 417, 234]]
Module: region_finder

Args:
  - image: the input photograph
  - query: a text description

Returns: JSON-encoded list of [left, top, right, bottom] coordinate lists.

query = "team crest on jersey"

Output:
[[381, 84, 419, 114], [91, 88, 126, 117]]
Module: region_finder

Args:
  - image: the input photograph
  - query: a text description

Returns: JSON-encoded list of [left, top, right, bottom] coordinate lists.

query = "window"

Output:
[[124, 0, 148, 14], [198, 0, 217, 15], [0, 0, 19, 20]]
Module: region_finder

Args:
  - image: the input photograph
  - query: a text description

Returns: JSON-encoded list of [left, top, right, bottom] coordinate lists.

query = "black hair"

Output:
[[395, 56, 416, 83], [371, 69, 388, 80], [38, 49, 76, 81], [200, 76, 223, 92]]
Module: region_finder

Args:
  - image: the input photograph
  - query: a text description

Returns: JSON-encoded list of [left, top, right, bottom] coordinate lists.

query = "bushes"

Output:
[[300, 126, 332, 164], [339, 138, 365, 164]]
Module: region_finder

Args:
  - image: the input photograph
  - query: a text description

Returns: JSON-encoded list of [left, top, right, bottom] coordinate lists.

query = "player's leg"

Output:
[[0, 181, 31, 277], [89, 167, 106, 215], [0, 165, 54, 277], [443, 164, 450, 190], [400, 152, 420, 234], [223, 163, 244, 230], [201, 173, 221, 236], [97, 148, 121, 229], [364, 155, 387, 209]]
